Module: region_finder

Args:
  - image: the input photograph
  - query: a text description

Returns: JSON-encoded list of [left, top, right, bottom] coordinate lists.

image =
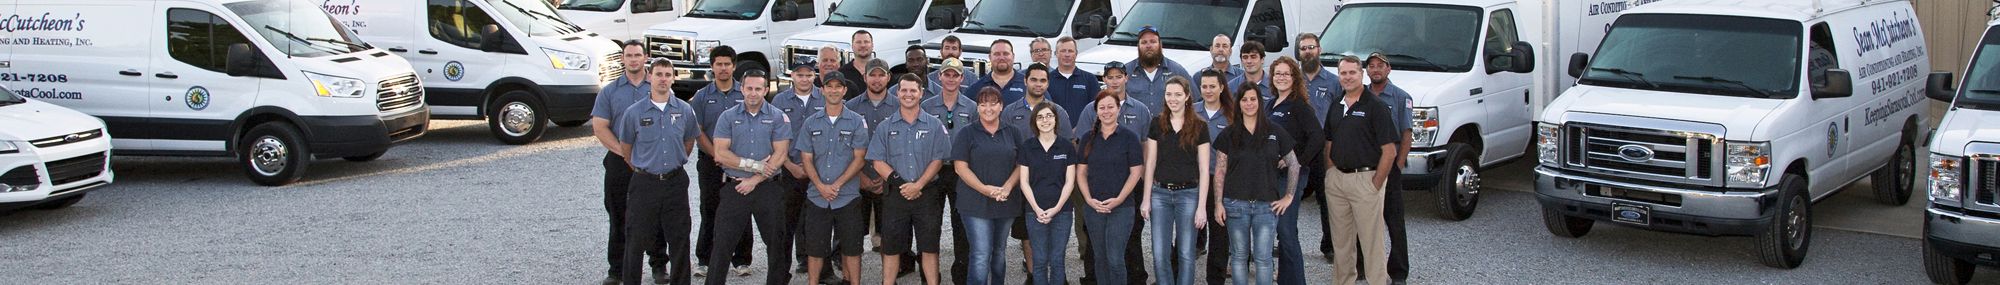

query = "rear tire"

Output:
[[34, 193, 84, 210], [1756, 174, 1812, 269], [488, 90, 547, 145], [1873, 133, 1915, 205], [240, 122, 310, 186], [1925, 224, 1977, 285], [1434, 143, 1480, 221], [1541, 204, 1592, 238]]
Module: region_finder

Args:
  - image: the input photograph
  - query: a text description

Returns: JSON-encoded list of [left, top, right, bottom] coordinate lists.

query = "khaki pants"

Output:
[[1324, 169, 1388, 285]]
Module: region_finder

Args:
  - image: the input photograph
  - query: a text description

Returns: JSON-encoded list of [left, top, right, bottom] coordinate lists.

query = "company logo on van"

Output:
[[185, 86, 210, 111], [321, 0, 362, 15], [444, 61, 465, 81]]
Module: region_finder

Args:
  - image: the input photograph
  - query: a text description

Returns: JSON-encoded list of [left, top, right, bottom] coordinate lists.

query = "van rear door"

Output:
[[10, 1, 154, 150], [148, 0, 265, 152]]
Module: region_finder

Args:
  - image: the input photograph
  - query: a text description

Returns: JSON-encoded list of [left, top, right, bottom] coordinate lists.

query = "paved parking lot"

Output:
[[0, 120, 1984, 284]]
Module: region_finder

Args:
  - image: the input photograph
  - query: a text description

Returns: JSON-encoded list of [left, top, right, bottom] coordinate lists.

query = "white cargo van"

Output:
[[1535, 0, 1928, 268], [919, 0, 1132, 73], [340, 0, 623, 144], [6, 0, 430, 186], [1920, 16, 2000, 285], [1073, 0, 1340, 75], [0, 87, 112, 210], [555, 0, 687, 41], [642, 0, 835, 91], [779, 0, 973, 82]]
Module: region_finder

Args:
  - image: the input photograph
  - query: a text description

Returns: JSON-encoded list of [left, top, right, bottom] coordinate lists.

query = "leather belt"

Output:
[[1157, 181, 1197, 190], [1336, 166, 1375, 174]]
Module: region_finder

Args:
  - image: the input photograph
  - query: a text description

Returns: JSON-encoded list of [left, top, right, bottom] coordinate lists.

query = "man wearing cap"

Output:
[[975, 39, 1028, 104], [1049, 37, 1101, 120], [1126, 25, 1191, 113], [595, 42, 669, 284], [841, 30, 878, 100], [795, 70, 869, 285], [931, 36, 980, 93], [1365, 52, 1414, 284], [614, 58, 700, 285], [870, 74, 952, 285], [690, 46, 754, 277], [772, 60, 825, 275], [919, 58, 976, 284], [705, 69, 796, 285]]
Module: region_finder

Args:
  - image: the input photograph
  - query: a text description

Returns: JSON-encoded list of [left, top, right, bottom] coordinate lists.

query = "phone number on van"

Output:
[[0, 73, 68, 83]]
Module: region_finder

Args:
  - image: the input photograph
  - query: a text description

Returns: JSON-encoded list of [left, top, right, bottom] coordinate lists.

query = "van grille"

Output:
[[376, 73, 424, 113], [45, 152, 105, 186], [1977, 159, 1998, 205], [600, 52, 623, 83], [782, 45, 819, 78], [1565, 124, 1715, 185], [647, 36, 694, 62]]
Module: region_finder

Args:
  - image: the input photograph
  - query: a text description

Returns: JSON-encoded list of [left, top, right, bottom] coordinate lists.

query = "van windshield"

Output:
[[823, 0, 923, 29], [1105, 0, 1247, 50], [1316, 4, 1480, 72], [957, 0, 1074, 37], [557, 0, 624, 12], [1952, 27, 2000, 110], [1580, 14, 1802, 99], [226, 0, 370, 57], [687, 0, 770, 20], [491, 0, 588, 36], [0, 87, 21, 106]]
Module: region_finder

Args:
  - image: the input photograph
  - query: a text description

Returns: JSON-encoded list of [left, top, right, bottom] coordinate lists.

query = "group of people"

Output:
[[590, 26, 1419, 285]]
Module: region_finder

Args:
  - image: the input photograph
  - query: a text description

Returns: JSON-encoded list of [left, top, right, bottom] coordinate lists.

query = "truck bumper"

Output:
[[540, 84, 604, 122], [1535, 166, 1778, 236], [1398, 148, 1449, 189], [302, 108, 428, 158], [1928, 207, 2000, 266]]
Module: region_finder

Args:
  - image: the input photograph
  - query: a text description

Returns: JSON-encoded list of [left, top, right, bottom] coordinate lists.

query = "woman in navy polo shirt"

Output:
[[1214, 83, 1297, 285], [949, 87, 1025, 285], [1015, 102, 1077, 285], [1077, 90, 1146, 285]]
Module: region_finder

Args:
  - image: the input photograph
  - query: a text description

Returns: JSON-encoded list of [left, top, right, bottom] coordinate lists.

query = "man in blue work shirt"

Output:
[[1001, 63, 1072, 140], [690, 45, 753, 277], [1364, 52, 1415, 284], [931, 36, 981, 93], [613, 58, 701, 285], [974, 39, 1027, 104], [869, 73, 953, 285], [592, 40, 666, 285], [1048, 37, 1101, 120], [771, 61, 823, 275], [795, 74, 869, 285], [1126, 25, 1191, 113], [704, 69, 795, 285], [1072, 64, 1155, 138], [922, 58, 977, 133], [1200, 34, 1245, 85], [1228, 41, 1275, 108]]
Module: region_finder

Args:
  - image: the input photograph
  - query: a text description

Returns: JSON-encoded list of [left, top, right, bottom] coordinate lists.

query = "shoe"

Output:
[[732, 265, 754, 276], [1391, 279, 1408, 285], [652, 272, 668, 284], [600, 276, 619, 285], [694, 265, 707, 277]]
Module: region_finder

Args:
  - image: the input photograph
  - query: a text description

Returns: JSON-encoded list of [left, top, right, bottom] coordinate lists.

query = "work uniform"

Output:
[[1303, 68, 1342, 262], [1016, 137, 1078, 285], [1125, 58, 1191, 113], [1001, 98, 1072, 140], [1371, 82, 1415, 281], [930, 67, 980, 93], [794, 109, 870, 259], [919, 90, 976, 283], [948, 123, 1026, 285], [1049, 67, 1101, 119], [1215, 118, 1295, 285], [1145, 117, 1211, 285], [689, 83, 751, 269], [866, 113, 951, 255], [1200, 65, 1246, 86], [613, 97, 701, 285], [591, 75, 665, 279], [772, 87, 823, 271], [1268, 95, 1325, 285], [1322, 90, 1398, 285], [704, 103, 795, 285], [974, 74, 1029, 105], [1077, 126, 1144, 285], [1072, 98, 1156, 138]]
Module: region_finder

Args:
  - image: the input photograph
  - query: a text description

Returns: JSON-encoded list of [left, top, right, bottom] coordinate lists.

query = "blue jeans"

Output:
[[1277, 180, 1306, 285], [1151, 186, 1200, 285], [1082, 205, 1136, 285], [1225, 198, 1278, 285], [960, 215, 1012, 285], [1025, 210, 1074, 285]]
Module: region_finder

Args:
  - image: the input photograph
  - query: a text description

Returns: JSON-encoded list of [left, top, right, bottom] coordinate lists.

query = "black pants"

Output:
[[707, 176, 794, 285], [1205, 205, 1230, 285], [1385, 165, 1409, 280], [625, 170, 693, 285], [784, 172, 808, 270], [605, 153, 667, 278], [696, 153, 752, 268], [944, 174, 969, 284]]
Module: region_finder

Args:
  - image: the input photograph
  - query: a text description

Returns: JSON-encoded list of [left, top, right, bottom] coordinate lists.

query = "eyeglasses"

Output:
[[1033, 48, 1051, 53], [1298, 45, 1319, 50], [1034, 113, 1057, 119]]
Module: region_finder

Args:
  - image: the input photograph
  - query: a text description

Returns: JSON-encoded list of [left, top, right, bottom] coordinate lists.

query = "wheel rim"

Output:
[[499, 102, 536, 136], [1784, 195, 1807, 250], [250, 136, 288, 176], [1453, 161, 1481, 206], [1898, 144, 1914, 194]]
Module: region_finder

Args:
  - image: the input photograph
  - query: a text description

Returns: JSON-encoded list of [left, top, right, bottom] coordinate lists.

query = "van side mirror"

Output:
[[1105, 16, 1118, 37], [926, 8, 963, 30], [1567, 52, 1588, 78], [1928, 71, 1957, 102], [1488, 41, 1535, 74], [225, 43, 256, 77], [479, 24, 504, 52], [1813, 69, 1853, 99]]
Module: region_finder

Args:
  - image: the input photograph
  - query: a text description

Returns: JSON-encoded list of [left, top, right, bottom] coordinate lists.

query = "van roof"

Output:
[[1630, 0, 1900, 22], [1343, 0, 1512, 9]]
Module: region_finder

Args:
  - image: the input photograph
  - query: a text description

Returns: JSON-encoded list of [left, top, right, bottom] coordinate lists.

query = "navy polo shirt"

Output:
[[974, 74, 1028, 104], [1079, 127, 1143, 205], [795, 110, 870, 208], [920, 92, 977, 134], [866, 113, 951, 182], [949, 124, 1026, 219], [1001, 98, 1072, 139], [1048, 68, 1100, 119], [1016, 138, 1077, 213], [713, 103, 794, 178], [1072, 98, 1153, 139], [690, 82, 744, 135], [1124, 58, 1190, 113], [614, 98, 701, 175]]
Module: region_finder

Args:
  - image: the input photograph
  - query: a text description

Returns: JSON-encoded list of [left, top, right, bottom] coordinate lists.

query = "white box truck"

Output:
[[555, 0, 688, 41], [6, 0, 430, 186], [642, 0, 835, 91], [778, 0, 975, 81], [1535, 0, 1929, 268], [1073, 0, 1340, 75], [919, 0, 1133, 73], [338, 0, 624, 145], [0, 86, 112, 210], [1920, 14, 2000, 285]]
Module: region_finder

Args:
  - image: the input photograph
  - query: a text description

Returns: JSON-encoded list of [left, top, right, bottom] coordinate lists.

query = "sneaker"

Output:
[[695, 265, 708, 277], [732, 265, 754, 276]]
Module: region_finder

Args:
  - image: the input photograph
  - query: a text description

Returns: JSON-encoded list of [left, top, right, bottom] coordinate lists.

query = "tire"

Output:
[[1757, 174, 1812, 269], [1541, 204, 1592, 238], [1873, 133, 1915, 205], [1434, 143, 1481, 221], [33, 193, 84, 210], [487, 90, 548, 145], [343, 151, 385, 162], [240, 122, 310, 186], [1925, 225, 1977, 285], [554, 119, 588, 127]]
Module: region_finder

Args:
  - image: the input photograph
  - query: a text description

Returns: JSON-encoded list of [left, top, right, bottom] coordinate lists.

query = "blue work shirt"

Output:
[[1002, 98, 1072, 139], [949, 124, 1026, 219], [591, 75, 651, 122], [1372, 82, 1415, 133], [1305, 69, 1342, 125], [866, 113, 951, 183], [615, 98, 701, 174], [690, 82, 744, 135], [1015, 138, 1077, 213], [1072, 98, 1154, 139], [713, 103, 795, 178], [795, 110, 870, 208], [773, 88, 825, 162], [1199, 65, 1245, 83], [1124, 58, 1191, 113], [844, 93, 899, 130], [920, 92, 977, 134], [1078, 127, 1143, 206], [974, 74, 1028, 105], [1048, 68, 1100, 120], [1199, 106, 1231, 171], [1227, 75, 1276, 110]]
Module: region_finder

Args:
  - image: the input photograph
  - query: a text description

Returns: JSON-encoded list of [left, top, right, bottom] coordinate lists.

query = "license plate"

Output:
[[1612, 203, 1651, 226]]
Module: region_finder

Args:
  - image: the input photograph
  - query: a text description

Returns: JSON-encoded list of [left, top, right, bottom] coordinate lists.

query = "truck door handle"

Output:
[[388, 47, 408, 53], [119, 69, 142, 76], [155, 72, 178, 79], [614, 19, 626, 23], [418, 49, 439, 55]]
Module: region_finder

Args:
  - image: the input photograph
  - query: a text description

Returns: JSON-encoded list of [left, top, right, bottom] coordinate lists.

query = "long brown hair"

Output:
[[1153, 75, 1207, 150], [1270, 56, 1309, 107], [1234, 82, 1266, 127], [1080, 90, 1122, 157]]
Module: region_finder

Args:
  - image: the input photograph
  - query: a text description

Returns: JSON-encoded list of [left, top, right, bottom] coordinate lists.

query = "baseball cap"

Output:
[[790, 59, 815, 72], [865, 58, 890, 74], [940, 58, 964, 75], [821, 70, 852, 87], [1139, 25, 1160, 37]]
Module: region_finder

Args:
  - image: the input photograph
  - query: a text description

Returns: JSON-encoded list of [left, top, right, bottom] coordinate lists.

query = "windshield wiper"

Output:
[[996, 24, 1038, 36], [262, 25, 350, 54], [1969, 89, 2000, 95], [964, 20, 985, 27], [1588, 67, 1657, 88], [1672, 75, 1770, 97], [1381, 53, 1445, 71], [860, 14, 891, 22]]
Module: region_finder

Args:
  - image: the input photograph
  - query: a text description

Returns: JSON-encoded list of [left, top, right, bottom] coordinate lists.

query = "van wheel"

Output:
[[555, 120, 588, 127], [1925, 224, 1976, 284], [1435, 143, 1480, 221], [488, 90, 547, 145], [1873, 134, 1915, 205], [34, 193, 84, 210], [343, 151, 385, 162], [1541, 204, 1592, 238], [1756, 174, 1811, 269], [240, 122, 310, 186]]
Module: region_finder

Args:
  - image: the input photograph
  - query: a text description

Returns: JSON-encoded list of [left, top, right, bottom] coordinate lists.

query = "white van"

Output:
[[6, 0, 430, 186], [340, 0, 623, 145], [1073, 0, 1341, 75], [556, 0, 688, 41], [779, 0, 973, 81], [643, 0, 836, 91], [1920, 16, 2000, 285], [920, 0, 1132, 73], [1535, 0, 1928, 268], [0, 88, 112, 210]]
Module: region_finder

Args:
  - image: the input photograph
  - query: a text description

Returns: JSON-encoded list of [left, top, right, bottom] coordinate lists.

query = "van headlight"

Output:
[[692, 40, 722, 64], [1536, 122, 1560, 166], [1931, 154, 1964, 203], [1411, 107, 1439, 147], [543, 48, 591, 71], [1725, 141, 1771, 187], [303, 71, 365, 98]]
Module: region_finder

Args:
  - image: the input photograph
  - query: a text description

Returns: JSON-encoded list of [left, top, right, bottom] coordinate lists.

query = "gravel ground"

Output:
[[0, 120, 1979, 284]]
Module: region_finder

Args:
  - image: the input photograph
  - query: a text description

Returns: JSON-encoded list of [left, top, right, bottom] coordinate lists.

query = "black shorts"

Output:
[[877, 178, 946, 255], [797, 199, 866, 258]]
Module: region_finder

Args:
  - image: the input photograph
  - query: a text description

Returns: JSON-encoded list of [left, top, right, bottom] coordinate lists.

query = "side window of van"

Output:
[[166, 8, 254, 73], [1808, 23, 1839, 88], [1247, 0, 1287, 50], [778, 0, 814, 18], [1071, 0, 1111, 37], [1484, 9, 1520, 70], [428, 0, 501, 50], [633, 0, 672, 13]]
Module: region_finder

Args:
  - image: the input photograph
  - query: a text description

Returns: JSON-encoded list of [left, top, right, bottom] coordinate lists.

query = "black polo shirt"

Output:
[[1322, 90, 1399, 171], [1147, 118, 1210, 186], [1216, 119, 1294, 202], [1268, 97, 1324, 170], [838, 60, 867, 100], [1016, 137, 1078, 213], [949, 124, 1026, 219], [1080, 127, 1144, 205]]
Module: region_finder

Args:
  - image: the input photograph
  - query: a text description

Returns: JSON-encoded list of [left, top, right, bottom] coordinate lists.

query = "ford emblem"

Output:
[[1617, 145, 1654, 162], [62, 133, 82, 143], [1618, 210, 1642, 219]]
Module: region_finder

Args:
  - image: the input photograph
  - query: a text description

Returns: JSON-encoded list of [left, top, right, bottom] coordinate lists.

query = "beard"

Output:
[[1212, 54, 1228, 66], [1303, 58, 1323, 73], [1140, 49, 1164, 68]]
